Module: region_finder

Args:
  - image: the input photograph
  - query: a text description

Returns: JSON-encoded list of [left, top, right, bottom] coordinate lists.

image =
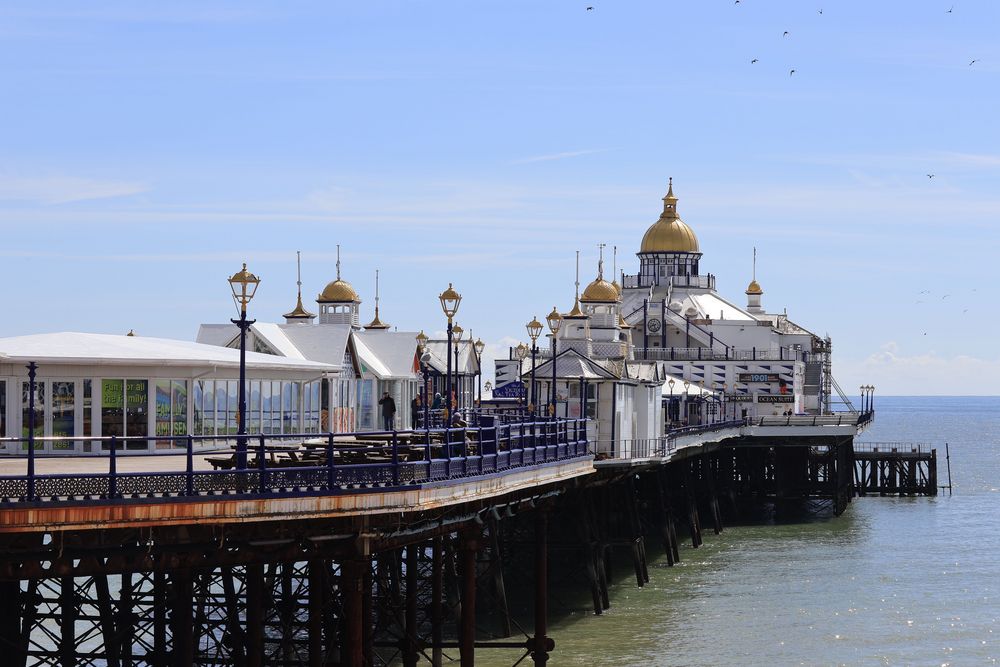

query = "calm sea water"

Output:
[[483, 396, 1000, 666]]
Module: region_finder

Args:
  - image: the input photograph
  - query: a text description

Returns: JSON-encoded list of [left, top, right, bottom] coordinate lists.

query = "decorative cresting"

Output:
[[317, 246, 360, 304], [639, 178, 700, 254], [581, 249, 619, 303]]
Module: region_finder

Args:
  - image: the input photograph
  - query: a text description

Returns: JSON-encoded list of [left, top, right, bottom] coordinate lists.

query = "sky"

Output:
[[0, 1, 998, 395]]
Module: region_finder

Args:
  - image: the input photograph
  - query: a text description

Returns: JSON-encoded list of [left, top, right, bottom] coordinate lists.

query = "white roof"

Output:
[[353, 331, 418, 379], [197, 322, 352, 368], [661, 372, 719, 398], [0, 332, 338, 373], [422, 340, 480, 375], [531, 348, 618, 380], [686, 292, 757, 322]]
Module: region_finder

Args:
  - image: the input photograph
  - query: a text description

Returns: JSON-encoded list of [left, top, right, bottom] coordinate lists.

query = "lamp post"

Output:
[[228, 263, 260, 469], [452, 323, 464, 411], [668, 378, 675, 425], [722, 382, 728, 420], [26, 361, 37, 500], [546, 307, 562, 417], [526, 317, 543, 414], [439, 283, 462, 420], [474, 337, 486, 408], [417, 330, 429, 427], [515, 343, 529, 407], [683, 380, 690, 425]]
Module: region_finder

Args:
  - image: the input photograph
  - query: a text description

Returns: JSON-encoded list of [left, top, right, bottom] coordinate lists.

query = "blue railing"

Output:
[[0, 417, 590, 505]]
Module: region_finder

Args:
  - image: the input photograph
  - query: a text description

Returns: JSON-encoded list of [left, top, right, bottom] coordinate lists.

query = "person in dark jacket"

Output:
[[378, 391, 396, 431]]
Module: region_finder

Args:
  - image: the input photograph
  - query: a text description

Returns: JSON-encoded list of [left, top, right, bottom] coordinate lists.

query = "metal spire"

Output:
[[597, 243, 606, 279], [336, 244, 341, 281]]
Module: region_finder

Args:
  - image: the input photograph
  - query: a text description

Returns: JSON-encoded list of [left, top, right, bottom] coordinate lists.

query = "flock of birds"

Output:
[[583, 4, 979, 78]]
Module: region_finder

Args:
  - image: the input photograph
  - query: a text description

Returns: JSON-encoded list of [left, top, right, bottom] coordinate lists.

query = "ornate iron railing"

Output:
[[0, 417, 590, 506]]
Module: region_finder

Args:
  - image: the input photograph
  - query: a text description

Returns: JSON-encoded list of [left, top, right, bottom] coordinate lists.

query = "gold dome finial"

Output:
[[581, 245, 619, 302], [662, 177, 678, 220], [285, 251, 316, 320], [746, 246, 763, 295], [365, 269, 390, 329]]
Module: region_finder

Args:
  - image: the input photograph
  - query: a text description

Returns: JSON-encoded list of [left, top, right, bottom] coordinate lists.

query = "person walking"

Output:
[[378, 391, 397, 431]]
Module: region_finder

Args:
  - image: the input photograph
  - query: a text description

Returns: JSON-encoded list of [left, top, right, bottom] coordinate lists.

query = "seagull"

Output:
[[586, 5, 594, 9], [927, 174, 935, 178], [819, 8, 823, 14], [751, 58, 759, 64], [970, 59, 979, 66], [783, 31, 790, 37], [947, 5, 954, 13], [919, 290, 930, 294], [789, 69, 796, 76], [942, 294, 951, 299]]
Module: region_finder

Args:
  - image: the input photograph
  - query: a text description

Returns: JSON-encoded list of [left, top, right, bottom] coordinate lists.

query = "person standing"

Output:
[[378, 391, 397, 431], [411, 394, 422, 429]]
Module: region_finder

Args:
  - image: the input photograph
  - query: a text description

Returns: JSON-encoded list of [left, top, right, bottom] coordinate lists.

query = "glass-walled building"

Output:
[[0, 332, 339, 455]]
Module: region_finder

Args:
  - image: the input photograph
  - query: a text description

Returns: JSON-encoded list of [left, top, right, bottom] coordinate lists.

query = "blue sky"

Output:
[[1, 1, 998, 394]]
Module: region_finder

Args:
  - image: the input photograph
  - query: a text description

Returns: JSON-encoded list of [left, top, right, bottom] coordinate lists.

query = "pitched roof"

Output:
[[530, 348, 618, 380]]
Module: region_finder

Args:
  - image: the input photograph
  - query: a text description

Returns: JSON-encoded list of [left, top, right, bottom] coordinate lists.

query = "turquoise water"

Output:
[[483, 397, 1000, 666]]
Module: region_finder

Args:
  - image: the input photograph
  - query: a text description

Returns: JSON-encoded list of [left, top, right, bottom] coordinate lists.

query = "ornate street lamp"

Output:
[[228, 262, 260, 469], [452, 323, 464, 411], [526, 317, 543, 413], [546, 307, 562, 417], [439, 283, 462, 419], [416, 331, 430, 427], [474, 337, 486, 407], [722, 382, 728, 420], [515, 343, 529, 406]]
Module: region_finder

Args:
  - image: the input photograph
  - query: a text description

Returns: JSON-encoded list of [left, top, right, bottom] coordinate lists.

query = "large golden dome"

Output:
[[639, 179, 700, 254], [317, 279, 360, 303], [581, 277, 619, 302]]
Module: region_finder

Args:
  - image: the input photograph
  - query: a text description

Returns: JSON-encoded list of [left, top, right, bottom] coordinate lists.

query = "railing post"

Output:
[[445, 424, 451, 478], [186, 435, 194, 496], [327, 432, 336, 490], [752, 346, 756, 360], [392, 430, 400, 486], [258, 434, 267, 494], [108, 435, 118, 499]]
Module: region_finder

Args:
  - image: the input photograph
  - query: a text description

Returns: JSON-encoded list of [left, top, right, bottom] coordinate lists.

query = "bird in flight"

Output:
[[751, 58, 759, 64], [586, 5, 594, 10], [819, 8, 823, 14], [927, 174, 935, 178], [789, 69, 796, 76], [783, 31, 790, 37], [969, 59, 979, 66], [942, 294, 951, 299], [947, 5, 954, 13]]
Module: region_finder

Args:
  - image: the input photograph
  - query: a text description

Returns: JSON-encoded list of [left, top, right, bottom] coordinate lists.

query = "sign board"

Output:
[[493, 359, 525, 398], [738, 373, 781, 383], [757, 395, 794, 403]]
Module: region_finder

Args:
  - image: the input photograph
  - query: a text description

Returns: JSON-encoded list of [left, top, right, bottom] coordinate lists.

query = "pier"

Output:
[[0, 407, 904, 666], [854, 442, 939, 497]]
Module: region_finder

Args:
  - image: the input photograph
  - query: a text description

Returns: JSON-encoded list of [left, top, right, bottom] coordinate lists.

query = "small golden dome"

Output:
[[639, 178, 700, 254], [745, 279, 763, 295], [581, 277, 619, 302], [317, 279, 360, 303], [284, 294, 316, 320], [365, 308, 390, 330]]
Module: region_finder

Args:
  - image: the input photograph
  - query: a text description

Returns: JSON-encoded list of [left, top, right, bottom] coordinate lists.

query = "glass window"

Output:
[[261, 381, 273, 434], [172, 381, 188, 441], [155, 380, 172, 446], [83, 380, 92, 438], [226, 380, 238, 435], [101, 379, 124, 448], [0, 380, 6, 437], [193, 380, 205, 435], [51, 381, 75, 448], [21, 381, 45, 449], [358, 379, 373, 431], [249, 380, 261, 434], [125, 379, 148, 449]]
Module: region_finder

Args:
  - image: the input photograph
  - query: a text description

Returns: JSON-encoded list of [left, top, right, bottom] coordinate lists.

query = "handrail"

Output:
[[0, 417, 591, 505]]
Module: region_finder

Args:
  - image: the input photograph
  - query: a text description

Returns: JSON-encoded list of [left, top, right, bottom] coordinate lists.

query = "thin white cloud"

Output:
[[511, 149, 609, 164], [0, 175, 147, 205], [838, 341, 1000, 396]]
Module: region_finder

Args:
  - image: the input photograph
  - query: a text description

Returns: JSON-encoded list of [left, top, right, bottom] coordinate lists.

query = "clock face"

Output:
[[647, 318, 662, 333]]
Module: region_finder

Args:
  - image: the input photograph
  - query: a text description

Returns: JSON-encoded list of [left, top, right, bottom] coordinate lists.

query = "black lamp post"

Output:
[[515, 343, 529, 407], [474, 337, 486, 407], [26, 361, 37, 500], [545, 307, 562, 417], [439, 283, 462, 420], [526, 317, 543, 413], [416, 330, 429, 427], [229, 262, 260, 469], [452, 323, 464, 411]]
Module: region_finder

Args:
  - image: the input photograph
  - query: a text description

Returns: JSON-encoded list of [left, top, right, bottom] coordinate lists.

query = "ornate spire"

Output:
[[336, 244, 342, 280], [611, 244, 622, 295], [565, 249, 586, 317], [365, 268, 390, 329], [597, 243, 606, 280], [284, 250, 316, 321], [661, 177, 679, 221]]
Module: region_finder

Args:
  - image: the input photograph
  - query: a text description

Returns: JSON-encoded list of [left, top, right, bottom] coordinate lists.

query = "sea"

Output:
[[482, 396, 1000, 666]]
